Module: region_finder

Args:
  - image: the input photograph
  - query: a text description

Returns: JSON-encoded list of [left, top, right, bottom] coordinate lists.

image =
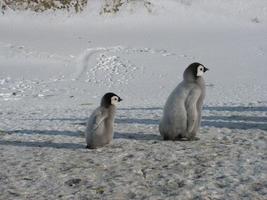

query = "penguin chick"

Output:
[[85, 92, 122, 149], [159, 62, 209, 141]]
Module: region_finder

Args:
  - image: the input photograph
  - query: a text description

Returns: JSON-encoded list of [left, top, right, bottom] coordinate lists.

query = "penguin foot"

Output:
[[163, 135, 170, 140], [176, 137, 188, 141], [174, 136, 200, 141], [188, 137, 200, 141], [174, 135, 186, 141]]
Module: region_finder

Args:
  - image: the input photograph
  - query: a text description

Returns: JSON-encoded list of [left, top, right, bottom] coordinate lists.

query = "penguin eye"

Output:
[[196, 65, 205, 77], [113, 97, 118, 101]]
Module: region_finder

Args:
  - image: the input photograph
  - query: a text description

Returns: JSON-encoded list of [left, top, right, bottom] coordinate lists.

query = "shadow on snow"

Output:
[[115, 118, 159, 125], [114, 132, 161, 140], [118, 106, 267, 112], [8, 130, 82, 137], [0, 140, 85, 149], [12, 106, 266, 138]]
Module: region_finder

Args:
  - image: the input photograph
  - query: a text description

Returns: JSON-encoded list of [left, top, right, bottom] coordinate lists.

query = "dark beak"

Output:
[[204, 67, 209, 72], [118, 97, 123, 102]]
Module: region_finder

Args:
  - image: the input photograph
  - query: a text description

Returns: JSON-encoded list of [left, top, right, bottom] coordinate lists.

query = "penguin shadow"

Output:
[[115, 118, 159, 125], [203, 106, 267, 112], [118, 107, 162, 111], [23, 117, 87, 126], [114, 113, 161, 140], [0, 130, 85, 149], [6, 105, 265, 150], [116, 106, 267, 131], [0, 140, 85, 149], [7, 129, 82, 137], [114, 132, 162, 141], [202, 106, 267, 131]]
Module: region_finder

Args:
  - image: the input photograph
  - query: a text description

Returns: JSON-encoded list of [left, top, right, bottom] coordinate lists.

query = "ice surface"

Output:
[[0, 0, 266, 199]]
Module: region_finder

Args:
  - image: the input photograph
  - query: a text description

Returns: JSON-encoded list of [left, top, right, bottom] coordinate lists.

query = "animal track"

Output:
[[0, 42, 71, 62], [86, 54, 138, 87], [75, 45, 196, 83]]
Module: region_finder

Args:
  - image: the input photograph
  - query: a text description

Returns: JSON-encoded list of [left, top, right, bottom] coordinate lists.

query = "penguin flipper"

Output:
[[91, 110, 108, 131], [185, 88, 201, 133]]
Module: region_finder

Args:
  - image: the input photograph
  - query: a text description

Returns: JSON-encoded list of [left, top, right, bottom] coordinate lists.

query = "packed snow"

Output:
[[0, 0, 266, 199]]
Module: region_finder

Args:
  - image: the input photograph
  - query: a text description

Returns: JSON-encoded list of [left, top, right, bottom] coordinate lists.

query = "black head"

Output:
[[183, 62, 209, 80], [100, 92, 122, 108]]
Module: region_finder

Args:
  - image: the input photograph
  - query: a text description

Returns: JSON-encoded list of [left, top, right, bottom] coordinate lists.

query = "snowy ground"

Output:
[[0, 0, 267, 199]]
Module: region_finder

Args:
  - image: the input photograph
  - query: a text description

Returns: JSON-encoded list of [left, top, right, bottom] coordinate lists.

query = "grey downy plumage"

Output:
[[85, 92, 122, 149], [159, 62, 209, 140]]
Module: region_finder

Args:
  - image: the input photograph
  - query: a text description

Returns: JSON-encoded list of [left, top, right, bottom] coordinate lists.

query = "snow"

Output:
[[0, 0, 267, 199]]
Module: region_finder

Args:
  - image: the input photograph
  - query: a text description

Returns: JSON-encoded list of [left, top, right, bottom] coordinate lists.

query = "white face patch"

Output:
[[111, 96, 119, 106], [197, 65, 204, 77]]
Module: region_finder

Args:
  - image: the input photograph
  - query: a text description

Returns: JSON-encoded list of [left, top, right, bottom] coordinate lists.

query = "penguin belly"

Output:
[[160, 99, 187, 140], [86, 122, 106, 148]]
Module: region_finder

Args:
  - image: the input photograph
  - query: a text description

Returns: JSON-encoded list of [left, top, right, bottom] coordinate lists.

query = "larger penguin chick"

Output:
[[85, 92, 122, 149], [159, 62, 209, 140]]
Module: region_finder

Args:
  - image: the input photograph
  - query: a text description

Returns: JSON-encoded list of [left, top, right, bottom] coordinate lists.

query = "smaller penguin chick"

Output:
[[85, 93, 122, 149]]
